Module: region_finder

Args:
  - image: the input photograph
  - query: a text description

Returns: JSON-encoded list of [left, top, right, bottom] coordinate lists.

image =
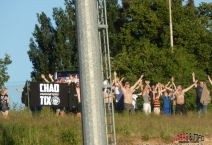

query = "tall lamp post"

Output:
[[169, 0, 174, 51], [169, 0, 175, 115]]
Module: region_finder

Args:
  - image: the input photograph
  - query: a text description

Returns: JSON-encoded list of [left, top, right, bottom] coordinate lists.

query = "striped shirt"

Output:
[[154, 99, 160, 108]]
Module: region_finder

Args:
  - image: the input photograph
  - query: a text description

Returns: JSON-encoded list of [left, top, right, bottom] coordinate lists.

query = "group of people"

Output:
[[1, 71, 211, 119], [110, 72, 212, 116], [15, 73, 81, 117], [40, 73, 81, 117]]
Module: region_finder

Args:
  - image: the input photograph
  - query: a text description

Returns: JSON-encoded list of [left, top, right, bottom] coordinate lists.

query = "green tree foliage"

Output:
[[186, 0, 195, 8], [106, 0, 122, 56], [28, 0, 77, 81], [111, 0, 212, 111], [112, 0, 210, 81], [0, 54, 12, 88], [27, 0, 212, 111], [196, 2, 212, 28]]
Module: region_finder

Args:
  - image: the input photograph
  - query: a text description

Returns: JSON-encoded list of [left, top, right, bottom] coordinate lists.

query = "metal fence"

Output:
[[4, 81, 26, 109]]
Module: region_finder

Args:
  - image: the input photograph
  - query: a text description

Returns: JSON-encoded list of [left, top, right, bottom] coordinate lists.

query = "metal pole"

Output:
[[27, 81, 30, 115], [75, 0, 107, 145], [171, 80, 175, 116], [169, 0, 174, 51]]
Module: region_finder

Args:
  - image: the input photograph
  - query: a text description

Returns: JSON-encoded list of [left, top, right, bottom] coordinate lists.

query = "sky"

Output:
[[0, 0, 211, 105]]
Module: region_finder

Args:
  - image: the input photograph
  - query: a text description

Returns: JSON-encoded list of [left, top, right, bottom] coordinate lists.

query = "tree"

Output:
[[110, 0, 212, 111], [106, 0, 123, 57], [0, 54, 12, 88], [28, 0, 77, 81], [186, 0, 195, 8], [196, 2, 212, 30]]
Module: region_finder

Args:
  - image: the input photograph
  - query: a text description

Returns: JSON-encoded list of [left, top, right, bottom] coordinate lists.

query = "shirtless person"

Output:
[[174, 80, 198, 115], [118, 75, 144, 113]]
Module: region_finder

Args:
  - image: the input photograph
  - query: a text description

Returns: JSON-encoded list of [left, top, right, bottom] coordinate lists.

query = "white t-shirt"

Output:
[[114, 87, 123, 102], [132, 94, 138, 109]]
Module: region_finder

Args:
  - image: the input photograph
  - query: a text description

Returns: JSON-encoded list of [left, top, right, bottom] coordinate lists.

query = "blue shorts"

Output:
[[164, 108, 171, 114]]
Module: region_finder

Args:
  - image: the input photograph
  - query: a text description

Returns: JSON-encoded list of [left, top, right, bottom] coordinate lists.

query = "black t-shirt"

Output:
[[68, 82, 78, 111], [149, 91, 154, 104], [195, 86, 203, 103]]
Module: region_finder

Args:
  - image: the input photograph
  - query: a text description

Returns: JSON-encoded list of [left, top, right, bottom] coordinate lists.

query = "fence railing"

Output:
[[4, 81, 26, 109]]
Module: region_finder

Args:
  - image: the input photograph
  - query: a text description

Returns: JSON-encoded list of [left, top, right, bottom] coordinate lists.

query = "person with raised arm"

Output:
[[192, 72, 210, 116], [162, 90, 173, 115], [113, 71, 124, 113], [165, 77, 177, 115], [149, 83, 157, 112], [173, 80, 198, 115], [140, 80, 152, 114], [16, 82, 28, 107], [118, 75, 144, 113], [153, 82, 169, 115]]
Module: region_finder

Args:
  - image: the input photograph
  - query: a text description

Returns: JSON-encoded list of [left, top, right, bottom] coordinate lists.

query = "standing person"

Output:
[[142, 85, 151, 115], [149, 82, 155, 112], [118, 75, 143, 113], [16, 81, 43, 113], [174, 80, 198, 115], [76, 82, 81, 117], [114, 84, 124, 113], [164, 77, 177, 115], [153, 92, 160, 115], [162, 90, 172, 115], [152, 83, 168, 115], [113, 72, 124, 113], [16, 81, 29, 107], [0, 88, 10, 119], [68, 75, 78, 114], [193, 73, 210, 116]]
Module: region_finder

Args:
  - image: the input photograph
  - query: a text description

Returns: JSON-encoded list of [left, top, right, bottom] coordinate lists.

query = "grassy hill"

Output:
[[0, 106, 211, 145]]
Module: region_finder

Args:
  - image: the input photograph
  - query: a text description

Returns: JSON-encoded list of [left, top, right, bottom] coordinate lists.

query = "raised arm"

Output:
[[133, 82, 142, 92], [192, 72, 197, 88], [131, 75, 144, 90], [171, 77, 177, 90], [183, 80, 198, 92], [113, 71, 118, 84], [139, 81, 144, 91], [157, 83, 167, 96], [16, 88, 23, 92], [143, 79, 151, 91], [165, 86, 172, 92], [165, 81, 170, 88], [48, 74, 54, 82], [117, 77, 124, 89], [41, 74, 50, 83], [208, 75, 212, 86]]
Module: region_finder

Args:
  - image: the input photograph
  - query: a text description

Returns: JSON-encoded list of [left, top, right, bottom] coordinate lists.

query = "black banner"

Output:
[[30, 82, 69, 107]]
